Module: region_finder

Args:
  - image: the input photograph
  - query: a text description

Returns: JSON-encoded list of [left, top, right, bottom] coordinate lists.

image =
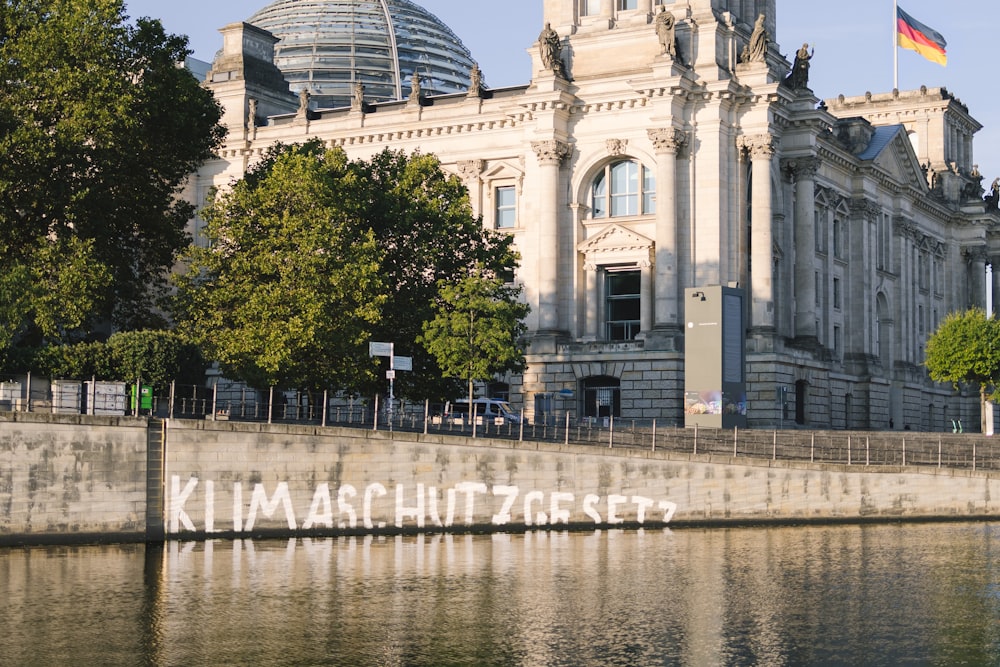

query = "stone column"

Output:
[[601, 0, 613, 20], [964, 247, 988, 310], [992, 258, 1000, 316], [787, 156, 819, 338], [638, 0, 652, 15], [739, 134, 777, 329], [648, 128, 686, 330], [640, 259, 653, 334], [531, 139, 571, 333], [583, 262, 600, 340]]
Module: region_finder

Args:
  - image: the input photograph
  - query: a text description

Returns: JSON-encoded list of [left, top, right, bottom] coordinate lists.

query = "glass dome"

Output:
[[247, 0, 477, 109]]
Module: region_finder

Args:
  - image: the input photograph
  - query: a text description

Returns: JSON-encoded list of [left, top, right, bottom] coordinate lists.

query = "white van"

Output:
[[448, 398, 525, 425]]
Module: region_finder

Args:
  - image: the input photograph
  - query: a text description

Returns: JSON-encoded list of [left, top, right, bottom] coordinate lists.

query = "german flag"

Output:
[[896, 6, 947, 66]]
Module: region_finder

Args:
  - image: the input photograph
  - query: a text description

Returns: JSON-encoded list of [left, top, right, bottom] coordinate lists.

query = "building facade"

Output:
[[191, 0, 999, 430]]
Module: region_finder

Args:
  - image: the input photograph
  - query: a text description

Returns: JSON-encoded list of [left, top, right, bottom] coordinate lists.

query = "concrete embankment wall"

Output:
[[2, 414, 1000, 545], [0, 413, 149, 543]]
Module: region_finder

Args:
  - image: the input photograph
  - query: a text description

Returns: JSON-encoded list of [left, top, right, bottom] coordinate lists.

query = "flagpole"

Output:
[[893, 0, 898, 89]]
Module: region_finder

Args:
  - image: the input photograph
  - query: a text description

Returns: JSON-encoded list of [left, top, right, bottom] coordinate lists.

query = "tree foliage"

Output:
[[350, 148, 521, 400], [418, 268, 529, 406], [924, 308, 1000, 431], [19, 330, 205, 388], [0, 0, 225, 343], [174, 143, 522, 398], [174, 143, 386, 390]]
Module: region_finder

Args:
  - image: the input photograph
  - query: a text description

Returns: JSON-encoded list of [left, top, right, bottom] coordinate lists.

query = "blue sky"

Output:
[[124, 0, 997, 185]]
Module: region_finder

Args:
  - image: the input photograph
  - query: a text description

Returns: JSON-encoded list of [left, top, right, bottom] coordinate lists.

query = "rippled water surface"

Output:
[[3, 523, 1000, 665]]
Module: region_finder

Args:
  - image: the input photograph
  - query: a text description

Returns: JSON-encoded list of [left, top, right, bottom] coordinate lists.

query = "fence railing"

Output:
[[1, 377, 998, 472]]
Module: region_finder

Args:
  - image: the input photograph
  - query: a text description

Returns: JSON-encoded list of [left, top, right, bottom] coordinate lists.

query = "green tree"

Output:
[[924, 308, 1000, 433], [174, 143, 386, 390], [0, 0, 225, 340], [418, 268, 529, 407], [175, 143, 521, 399], [344, 148, 520, 400], [0, 237, 112, 365]]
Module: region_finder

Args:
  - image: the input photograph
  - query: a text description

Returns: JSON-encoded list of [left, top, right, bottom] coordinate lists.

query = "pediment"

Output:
[[483, 160, 524, 180], [871, 129, 927, 191], [578, 224, 654, 254]]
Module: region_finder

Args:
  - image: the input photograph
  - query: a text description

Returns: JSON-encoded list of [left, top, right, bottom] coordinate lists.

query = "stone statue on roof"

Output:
[[784, 43, 813, 90], [741, 14, 769, 64], [538, 23, 566, 78], [655, 8, 677, 59]]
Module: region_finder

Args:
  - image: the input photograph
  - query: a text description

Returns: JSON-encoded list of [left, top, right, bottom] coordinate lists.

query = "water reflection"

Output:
[[2, 524, 1000, 665]]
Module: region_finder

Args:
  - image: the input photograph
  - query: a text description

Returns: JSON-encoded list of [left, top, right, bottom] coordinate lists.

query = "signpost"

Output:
[[369, 342, 412, 423]]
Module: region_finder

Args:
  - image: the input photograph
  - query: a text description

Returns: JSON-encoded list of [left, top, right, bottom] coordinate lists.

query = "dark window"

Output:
[[583, 376, 621, 419], [606, 270, 641, 340]]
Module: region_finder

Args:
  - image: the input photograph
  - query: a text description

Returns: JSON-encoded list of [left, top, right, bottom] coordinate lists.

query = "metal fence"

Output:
[[2, 376, 999, 472]]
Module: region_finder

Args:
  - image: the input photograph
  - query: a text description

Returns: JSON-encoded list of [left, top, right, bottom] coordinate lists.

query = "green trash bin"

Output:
[[129, 385, 153, 413]]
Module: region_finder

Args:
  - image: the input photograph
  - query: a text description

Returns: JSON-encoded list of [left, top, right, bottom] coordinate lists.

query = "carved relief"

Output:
[[457, 160, 484, 182], [606, 139, 629, 156]]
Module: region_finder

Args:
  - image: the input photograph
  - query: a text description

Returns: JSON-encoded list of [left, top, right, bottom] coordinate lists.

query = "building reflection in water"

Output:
[[3, 524, 1000, 665]]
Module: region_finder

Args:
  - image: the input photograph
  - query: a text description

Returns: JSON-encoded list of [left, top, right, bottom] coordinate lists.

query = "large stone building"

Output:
[[191, 0, 999, 430]]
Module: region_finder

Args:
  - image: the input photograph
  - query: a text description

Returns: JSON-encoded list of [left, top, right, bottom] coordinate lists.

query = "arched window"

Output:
[[591, 160, 655, 219]]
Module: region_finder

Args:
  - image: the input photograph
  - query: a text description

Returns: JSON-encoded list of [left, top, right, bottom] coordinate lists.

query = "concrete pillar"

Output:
[[788, 156, 819, 338], [648, 128, 686, 329], [638, 0, 653, 15], [531, 139, 571, 332], [739, 134, 777, 329], [601, 0, 614, 19]]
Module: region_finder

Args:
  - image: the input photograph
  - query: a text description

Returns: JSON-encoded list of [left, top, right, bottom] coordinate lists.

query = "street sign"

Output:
[[386, 370, 396, 380], [392, 356, 412, 371], [369, 342, 392, 357]]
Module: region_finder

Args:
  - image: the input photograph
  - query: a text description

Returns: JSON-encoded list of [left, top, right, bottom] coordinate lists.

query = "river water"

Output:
[[3, 523, 1000, 666]]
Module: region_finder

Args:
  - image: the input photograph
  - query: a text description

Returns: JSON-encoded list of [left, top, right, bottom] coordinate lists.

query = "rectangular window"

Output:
[[834, 326, 842, 358], [495, 186, 516, 229], [605, 270, 641, 341], [617, 0, 638, 9], [877, 213, 890, 270], [833, 277, 841, 309], [584, 0, 601, 15], [833, 219, 843, 258], [815, 211, 827, 254]]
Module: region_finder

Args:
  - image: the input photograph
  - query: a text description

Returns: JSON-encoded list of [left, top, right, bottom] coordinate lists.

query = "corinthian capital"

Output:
[[737, 133, 776, 159], [531, 139, 571, 165], [647, 128, 687, 154], [781, 156, 820, 180]]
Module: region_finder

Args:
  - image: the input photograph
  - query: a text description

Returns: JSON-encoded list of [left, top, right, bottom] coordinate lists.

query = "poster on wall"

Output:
[[685, 390, 721, 415]]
